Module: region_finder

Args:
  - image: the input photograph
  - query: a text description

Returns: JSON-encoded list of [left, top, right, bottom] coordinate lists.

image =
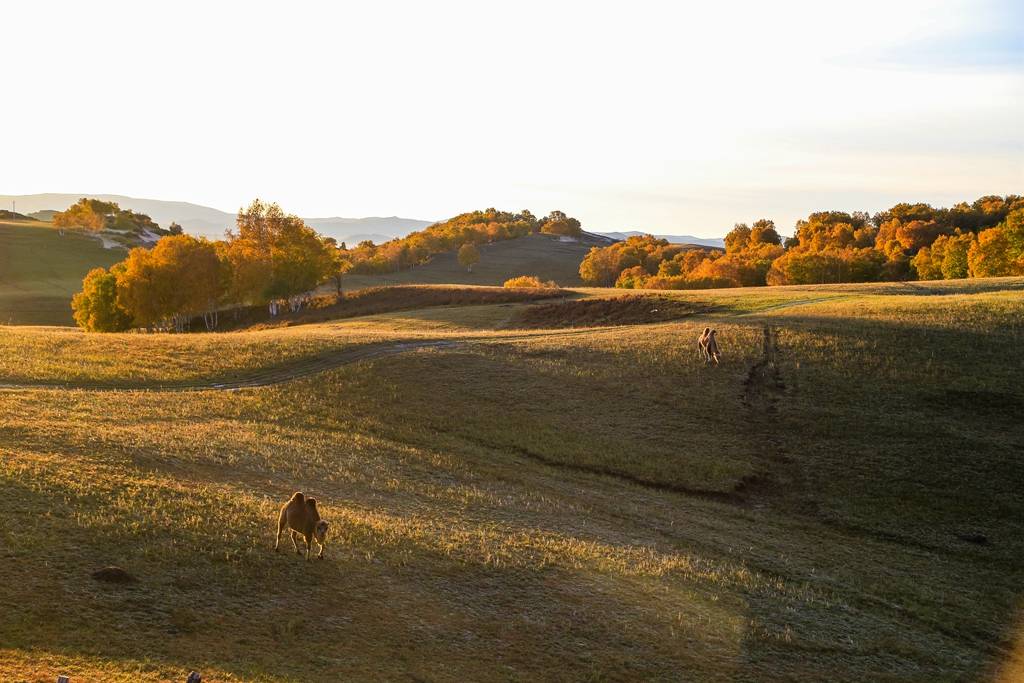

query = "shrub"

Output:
[[504, 275, 558, 289]]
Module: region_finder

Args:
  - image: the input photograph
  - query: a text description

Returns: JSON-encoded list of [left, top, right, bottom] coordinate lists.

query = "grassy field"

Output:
[[340, 233, 604, 289], [0, 220, 121, 325], [1, 279, 1023, 681]]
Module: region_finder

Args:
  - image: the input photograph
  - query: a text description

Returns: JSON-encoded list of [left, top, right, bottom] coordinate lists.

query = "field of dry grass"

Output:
[[1, 279, 1023, 681]]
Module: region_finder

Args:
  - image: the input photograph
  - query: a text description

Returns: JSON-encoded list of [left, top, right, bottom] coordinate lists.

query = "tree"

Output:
[[724, 223, 752, 253], [326, 240, 354, 295], [749, 219, 782, 246], [458, 242, 480, 272], [54, 198, 160, 233], [228, 200, 335, 308], [168, 222, 183, 235], [540, 210, 583, 237], [116, 235, 224, 331], [71, 267, 131, 332]]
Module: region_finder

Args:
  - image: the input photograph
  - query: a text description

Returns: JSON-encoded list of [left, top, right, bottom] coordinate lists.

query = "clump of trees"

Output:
[[340, 208, 581, 275], [539, 211, 582, 237], [72, 200, 336, 332], [504, 275, 558, 288], [54, 198, 162, 234], [579, 194, 1024, 289]]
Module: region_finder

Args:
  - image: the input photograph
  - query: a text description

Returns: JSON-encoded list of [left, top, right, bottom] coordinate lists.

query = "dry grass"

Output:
[[1, 278, 1023, 680]]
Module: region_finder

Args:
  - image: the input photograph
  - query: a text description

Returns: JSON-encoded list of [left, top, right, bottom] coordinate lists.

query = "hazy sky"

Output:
[[2, 1, 1021, 237]]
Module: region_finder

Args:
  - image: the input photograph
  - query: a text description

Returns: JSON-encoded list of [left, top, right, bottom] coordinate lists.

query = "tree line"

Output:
[[53, 198, 177, 235], [71, 201, 584, 332], [337, 208, 582, 276], [579, 195, 1024, 289], [72, 200, 335, 332]]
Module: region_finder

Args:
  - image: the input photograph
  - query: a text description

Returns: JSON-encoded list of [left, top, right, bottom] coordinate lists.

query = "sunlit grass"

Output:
[[2, 278, 1023, 679]]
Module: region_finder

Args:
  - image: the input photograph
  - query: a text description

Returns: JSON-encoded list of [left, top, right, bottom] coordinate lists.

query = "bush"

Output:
[[504, 275, 558, 289], [71, 267, 132, 332]]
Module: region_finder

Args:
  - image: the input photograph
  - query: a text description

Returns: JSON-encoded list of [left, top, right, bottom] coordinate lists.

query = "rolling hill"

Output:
[[340, 233, 610, 290], [0, 193, 433, 243], [0, 219, 123, 325], [1, 280, 1022, 680]]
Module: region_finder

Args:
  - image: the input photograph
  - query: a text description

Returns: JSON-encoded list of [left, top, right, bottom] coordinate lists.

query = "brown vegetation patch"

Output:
[[202, 286, 563, 331], [939, 389, 1023, 418], [509, 295, 711, 328], [91, 566, 137, 584]]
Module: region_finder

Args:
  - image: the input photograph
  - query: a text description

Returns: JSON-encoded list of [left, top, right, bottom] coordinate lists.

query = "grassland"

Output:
[[1, 279, 1023, 681], [340, 233, 604, 289], [0, 220, 122, 326]]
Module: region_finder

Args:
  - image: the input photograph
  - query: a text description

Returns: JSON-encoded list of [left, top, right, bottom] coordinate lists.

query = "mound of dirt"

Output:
[[91, 566, 137, 584], [510, 295, 711, 328]]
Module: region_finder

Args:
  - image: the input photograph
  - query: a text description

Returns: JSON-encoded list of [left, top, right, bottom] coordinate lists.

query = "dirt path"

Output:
[[0, 327, 630, 393], [740, 295, 847, 315]]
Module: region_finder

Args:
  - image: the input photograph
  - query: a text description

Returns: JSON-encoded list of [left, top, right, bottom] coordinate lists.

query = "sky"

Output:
[[1, 0, 1021, 237]]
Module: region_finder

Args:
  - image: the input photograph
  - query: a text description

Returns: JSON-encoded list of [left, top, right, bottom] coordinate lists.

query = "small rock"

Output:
[[91, 566, 137, 583], [957, 532, 989, 546]]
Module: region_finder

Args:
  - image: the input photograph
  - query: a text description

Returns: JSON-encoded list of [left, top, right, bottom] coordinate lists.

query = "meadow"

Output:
[[1, 279, 1023, 681], [0, 220, 121, 326]]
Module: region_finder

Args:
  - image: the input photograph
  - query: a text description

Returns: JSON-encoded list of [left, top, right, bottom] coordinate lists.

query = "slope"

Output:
[[341, 233, 607, 289], [1, 280, 1022, 681], [0, 220, 122, 325]]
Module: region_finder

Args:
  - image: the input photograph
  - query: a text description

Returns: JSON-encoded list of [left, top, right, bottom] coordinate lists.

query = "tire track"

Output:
[[0, 326, 647, 393]]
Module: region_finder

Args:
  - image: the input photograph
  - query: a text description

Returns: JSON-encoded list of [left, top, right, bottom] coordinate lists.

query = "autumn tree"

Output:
[[226, 200, 334, 309], [540, 210, 583, 237], [458, 242, 480, 272], [967, 208, 1024, 277], [115, 235, 224, 331], [54, 198, 160, 234], [71, 267, 131, 332]]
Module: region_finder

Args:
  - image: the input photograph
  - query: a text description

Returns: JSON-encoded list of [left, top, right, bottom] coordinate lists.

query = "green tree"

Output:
[[458, 242, 480, 272], [54, 198, 160, 233], [71, 267, 132, 332]]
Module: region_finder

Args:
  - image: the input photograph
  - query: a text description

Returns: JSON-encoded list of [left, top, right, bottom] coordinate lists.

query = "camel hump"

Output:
[[289, 492, 305, 504]]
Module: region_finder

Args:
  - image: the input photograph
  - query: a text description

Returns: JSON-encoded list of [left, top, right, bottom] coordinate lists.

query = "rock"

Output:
[[91, 566, 137, 583], [957, 532, 989, 546]]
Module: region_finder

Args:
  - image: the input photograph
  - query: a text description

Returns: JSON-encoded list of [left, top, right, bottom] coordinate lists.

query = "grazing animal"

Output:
[[705, 329, 721, 366], [698, 327, 711, 362], [275, 492, 328, 560]]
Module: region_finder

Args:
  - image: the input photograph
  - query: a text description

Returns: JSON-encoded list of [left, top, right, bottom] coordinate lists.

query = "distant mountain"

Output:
[[594, 230, 724, 249], [303, 216, 433, 244], [0, 193, 433, 243]]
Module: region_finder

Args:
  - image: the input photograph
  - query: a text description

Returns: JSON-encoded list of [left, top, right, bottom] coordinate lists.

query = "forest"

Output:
[[579, 195, 1024, 289]]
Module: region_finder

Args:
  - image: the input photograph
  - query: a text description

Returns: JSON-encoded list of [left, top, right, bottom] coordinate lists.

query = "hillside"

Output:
[[0, 193, 432, 242], [0, 220, 122, 325], [1, 280, 1022, 680], [341, 232, 611, 289]]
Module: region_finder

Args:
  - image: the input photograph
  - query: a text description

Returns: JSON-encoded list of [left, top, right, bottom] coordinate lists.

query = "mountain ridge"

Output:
[[0, 193, 434, 244], [0, 194, 726, 247]]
